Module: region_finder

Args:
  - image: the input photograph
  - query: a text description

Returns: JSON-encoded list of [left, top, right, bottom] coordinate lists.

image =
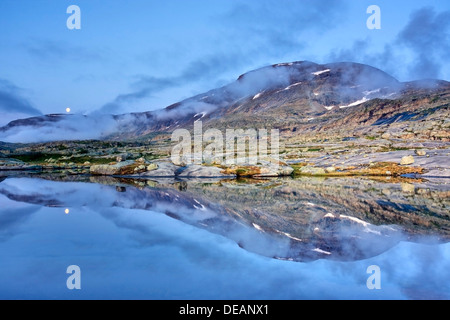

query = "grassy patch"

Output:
[[291, 163, 308, 175], [70, 156, 116, 164], [11, 153, 58, 163]]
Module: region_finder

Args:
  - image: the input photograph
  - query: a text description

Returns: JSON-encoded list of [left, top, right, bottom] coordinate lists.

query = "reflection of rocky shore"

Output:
[[0, 174, 449, 262], [186, 177, 450, 238], [177, 176, 450, 259]]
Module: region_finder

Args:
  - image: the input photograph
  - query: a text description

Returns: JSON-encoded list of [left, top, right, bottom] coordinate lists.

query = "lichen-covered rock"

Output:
[[134, 165, 146, 173], [299, 166, 326, 175], [400, 155, 415, 165], [415, 150, 427, 156], [146, 163, 158, 171], [90, 160, 136, 175], [325, 167, 336, 173], [253, 164, 294, 177], [139, 162, 178, 177], [220, 163, 293, 177], [136, 157, 146, 164], [401, 183, 415, 193], [116, 154, 127, 162], [178, 165, 237, 178]]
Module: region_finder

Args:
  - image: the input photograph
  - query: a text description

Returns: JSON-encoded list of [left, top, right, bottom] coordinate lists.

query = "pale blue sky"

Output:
[[0, 0, 449, 123]]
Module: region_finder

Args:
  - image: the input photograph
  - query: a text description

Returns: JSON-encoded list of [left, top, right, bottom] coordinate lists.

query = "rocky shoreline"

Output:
[[1, 146, 448, 179]]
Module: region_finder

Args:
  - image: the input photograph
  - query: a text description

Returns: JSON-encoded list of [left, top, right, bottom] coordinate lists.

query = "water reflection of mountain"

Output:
[[0, 174, 449, 262]]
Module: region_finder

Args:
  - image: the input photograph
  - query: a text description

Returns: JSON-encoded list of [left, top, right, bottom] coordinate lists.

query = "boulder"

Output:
[[299, 166, 326, 175], [178, 165, 237, 178], [401, 183, 415, 193], [325, 167, 336, 173], [139, 162, 178, 177], [221, 165, 263, 177], [220, 162, 294, 177], [116, 154, 127, 162], [134, 165, 146, 173], [415, 150, 427, 156], [400, 155, 415, 165], [146, 163, 158, 171], [90, 160, 136, 175], [253, 164, 294, 177], [136, 157, 146, 164]]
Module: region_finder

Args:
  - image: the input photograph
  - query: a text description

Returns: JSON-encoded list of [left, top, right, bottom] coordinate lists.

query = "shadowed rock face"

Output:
[[0, 174, 448, 262]]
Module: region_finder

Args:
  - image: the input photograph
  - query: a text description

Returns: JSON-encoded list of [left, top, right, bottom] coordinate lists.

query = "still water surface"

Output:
[[0, 174, 449, 299]]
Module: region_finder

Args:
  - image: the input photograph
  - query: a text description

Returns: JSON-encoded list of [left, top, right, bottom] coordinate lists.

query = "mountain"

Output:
[[1, 61, 449, 143]]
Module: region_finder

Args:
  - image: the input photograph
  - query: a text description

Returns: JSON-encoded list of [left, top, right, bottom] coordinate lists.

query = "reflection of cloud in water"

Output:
[[0, 177, 449, 299], [0, 205, 448, 299], [0, 194, 41, 242], [0, 179, 450, 299], [0, 177, 407, 262]]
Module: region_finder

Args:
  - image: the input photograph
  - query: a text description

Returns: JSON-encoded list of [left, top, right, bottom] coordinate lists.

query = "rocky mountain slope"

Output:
[[1, 61, 449, 143]]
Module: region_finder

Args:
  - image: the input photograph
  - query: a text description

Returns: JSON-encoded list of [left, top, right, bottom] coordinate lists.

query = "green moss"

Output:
[[12, 153, 57, 163], [291, 163, 307, 175], [236, 169, 249, 176], [71, 156, 115, 164]]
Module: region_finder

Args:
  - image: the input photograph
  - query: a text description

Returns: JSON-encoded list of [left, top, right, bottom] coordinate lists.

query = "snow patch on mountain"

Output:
[[312, 69, 330, 76], [253, 92, 264, 100], [312, 248, 331, 255], [339, 88, 384, 108], [252, 223, 264, 231], [194, 112, 207, 122], [283, 82, 302, 91], [340, 97, 370, 108]]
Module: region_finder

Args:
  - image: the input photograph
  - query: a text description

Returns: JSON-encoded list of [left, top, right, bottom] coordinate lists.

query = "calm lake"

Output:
[[0, 173, 449, 299]]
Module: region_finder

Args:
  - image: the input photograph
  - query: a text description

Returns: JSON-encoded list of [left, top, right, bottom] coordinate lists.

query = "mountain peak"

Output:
[[1, 60, 449, 143]]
